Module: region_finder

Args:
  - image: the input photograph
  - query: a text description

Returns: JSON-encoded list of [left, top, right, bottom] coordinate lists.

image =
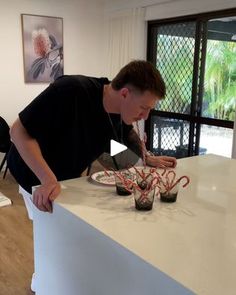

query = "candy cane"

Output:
[[166, 170, 176, 190], [152, 170, 162, 179], [149, 168, 156, 174], [159, 178, 169, 193], [114, 171, 134, 193], [169, 175, 190, 191], [161, 169, 167, 176], [149, 176, 160, 190], [132, 166, 143, 179], [143, 171, 154, 182]]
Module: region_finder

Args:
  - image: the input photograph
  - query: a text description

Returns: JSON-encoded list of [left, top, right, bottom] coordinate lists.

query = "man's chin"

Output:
[[124, 117, 140, 125], [131, 119, 139, 124], [123, 118, 133, 125]]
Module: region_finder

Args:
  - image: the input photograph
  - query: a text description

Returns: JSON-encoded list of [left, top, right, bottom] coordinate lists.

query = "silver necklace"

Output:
[[107, 113, 146, 166], [107, 112, 123, 143]]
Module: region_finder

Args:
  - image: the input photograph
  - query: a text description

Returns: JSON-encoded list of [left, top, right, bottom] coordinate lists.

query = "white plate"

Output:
[[90, 166, 160, 186], [90, 170, 115, 186]]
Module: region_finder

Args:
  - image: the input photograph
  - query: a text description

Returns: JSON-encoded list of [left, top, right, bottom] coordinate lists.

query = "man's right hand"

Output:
[[33, 182, 61, 213], [10, 118, 62, 213]]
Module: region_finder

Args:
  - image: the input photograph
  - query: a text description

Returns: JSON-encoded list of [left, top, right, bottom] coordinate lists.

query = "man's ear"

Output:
[[120, 87, 129, 99]]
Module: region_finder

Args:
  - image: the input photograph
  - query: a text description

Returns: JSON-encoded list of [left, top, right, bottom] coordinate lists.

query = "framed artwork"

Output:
[[21, 14, 63, 83]]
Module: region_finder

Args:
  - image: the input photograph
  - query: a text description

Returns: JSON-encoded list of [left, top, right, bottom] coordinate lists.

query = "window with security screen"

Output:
[[147, 21, 197, 158], [151, 117, 191, 158], [147, 10, 235, 159], [156, 22, 196, 114]]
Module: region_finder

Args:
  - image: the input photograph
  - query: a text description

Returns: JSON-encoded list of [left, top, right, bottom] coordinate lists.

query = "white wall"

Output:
[[145, 0, 236, 20], [104, 0, 236, 19], [0, 0, 105, 125]]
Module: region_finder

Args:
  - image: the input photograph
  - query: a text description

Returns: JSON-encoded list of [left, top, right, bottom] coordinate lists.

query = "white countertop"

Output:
[[55, 154, 236, 295]]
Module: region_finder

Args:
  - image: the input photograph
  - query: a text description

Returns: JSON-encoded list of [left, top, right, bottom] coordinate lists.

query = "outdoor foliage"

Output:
[[156, 35, 236, 121], [156, 34, 194, 114], [203, 40, 236, 121]]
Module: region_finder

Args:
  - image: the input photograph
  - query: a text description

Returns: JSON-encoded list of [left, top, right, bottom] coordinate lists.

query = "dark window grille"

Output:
[[156, 22, 196, 115], [151, 117, 191, 158], [147, 9, 235, 159]]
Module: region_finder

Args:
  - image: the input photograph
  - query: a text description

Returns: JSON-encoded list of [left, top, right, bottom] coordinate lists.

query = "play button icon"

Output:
[[110, 139, 127, 156]]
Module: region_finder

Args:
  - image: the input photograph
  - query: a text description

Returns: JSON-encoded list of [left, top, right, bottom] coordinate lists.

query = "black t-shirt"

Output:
[[7, 75, 133, 193]]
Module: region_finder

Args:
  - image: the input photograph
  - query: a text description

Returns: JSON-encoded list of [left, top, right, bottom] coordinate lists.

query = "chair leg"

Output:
[[0, 154, 7, 173]]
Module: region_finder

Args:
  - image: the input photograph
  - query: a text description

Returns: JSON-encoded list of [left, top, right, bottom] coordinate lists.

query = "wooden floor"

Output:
[[0, 171, 34, 295]]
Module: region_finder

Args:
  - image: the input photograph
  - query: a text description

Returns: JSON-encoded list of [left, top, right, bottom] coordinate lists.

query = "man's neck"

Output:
[[103, 84, 121, 114]]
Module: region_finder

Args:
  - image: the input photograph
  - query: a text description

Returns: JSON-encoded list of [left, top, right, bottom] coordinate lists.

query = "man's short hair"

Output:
[[111, 60, 166, 99]]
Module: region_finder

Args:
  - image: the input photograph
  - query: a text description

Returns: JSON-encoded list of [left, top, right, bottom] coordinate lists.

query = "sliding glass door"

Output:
[[146, 9, 236, 158], [200, 17, 236, 156]]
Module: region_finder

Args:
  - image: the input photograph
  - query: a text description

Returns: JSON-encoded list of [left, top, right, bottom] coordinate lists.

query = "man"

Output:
[[8, 60, 176, 216]]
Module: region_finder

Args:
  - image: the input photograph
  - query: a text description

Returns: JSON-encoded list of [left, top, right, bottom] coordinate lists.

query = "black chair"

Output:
[[0, 116, 11, 179]]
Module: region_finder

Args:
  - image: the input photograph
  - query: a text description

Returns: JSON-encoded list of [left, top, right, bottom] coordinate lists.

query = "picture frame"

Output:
[[21, 14, 63, 83]]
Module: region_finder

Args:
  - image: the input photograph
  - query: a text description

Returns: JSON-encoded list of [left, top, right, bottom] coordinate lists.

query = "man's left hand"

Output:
[[146, 154, 177, 168]]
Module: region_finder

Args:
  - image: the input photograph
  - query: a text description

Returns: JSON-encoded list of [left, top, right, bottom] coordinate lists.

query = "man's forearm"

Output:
[[125, 128, 143, 158], [10, 118, 57, 185], [124, 128, 177, 169]]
